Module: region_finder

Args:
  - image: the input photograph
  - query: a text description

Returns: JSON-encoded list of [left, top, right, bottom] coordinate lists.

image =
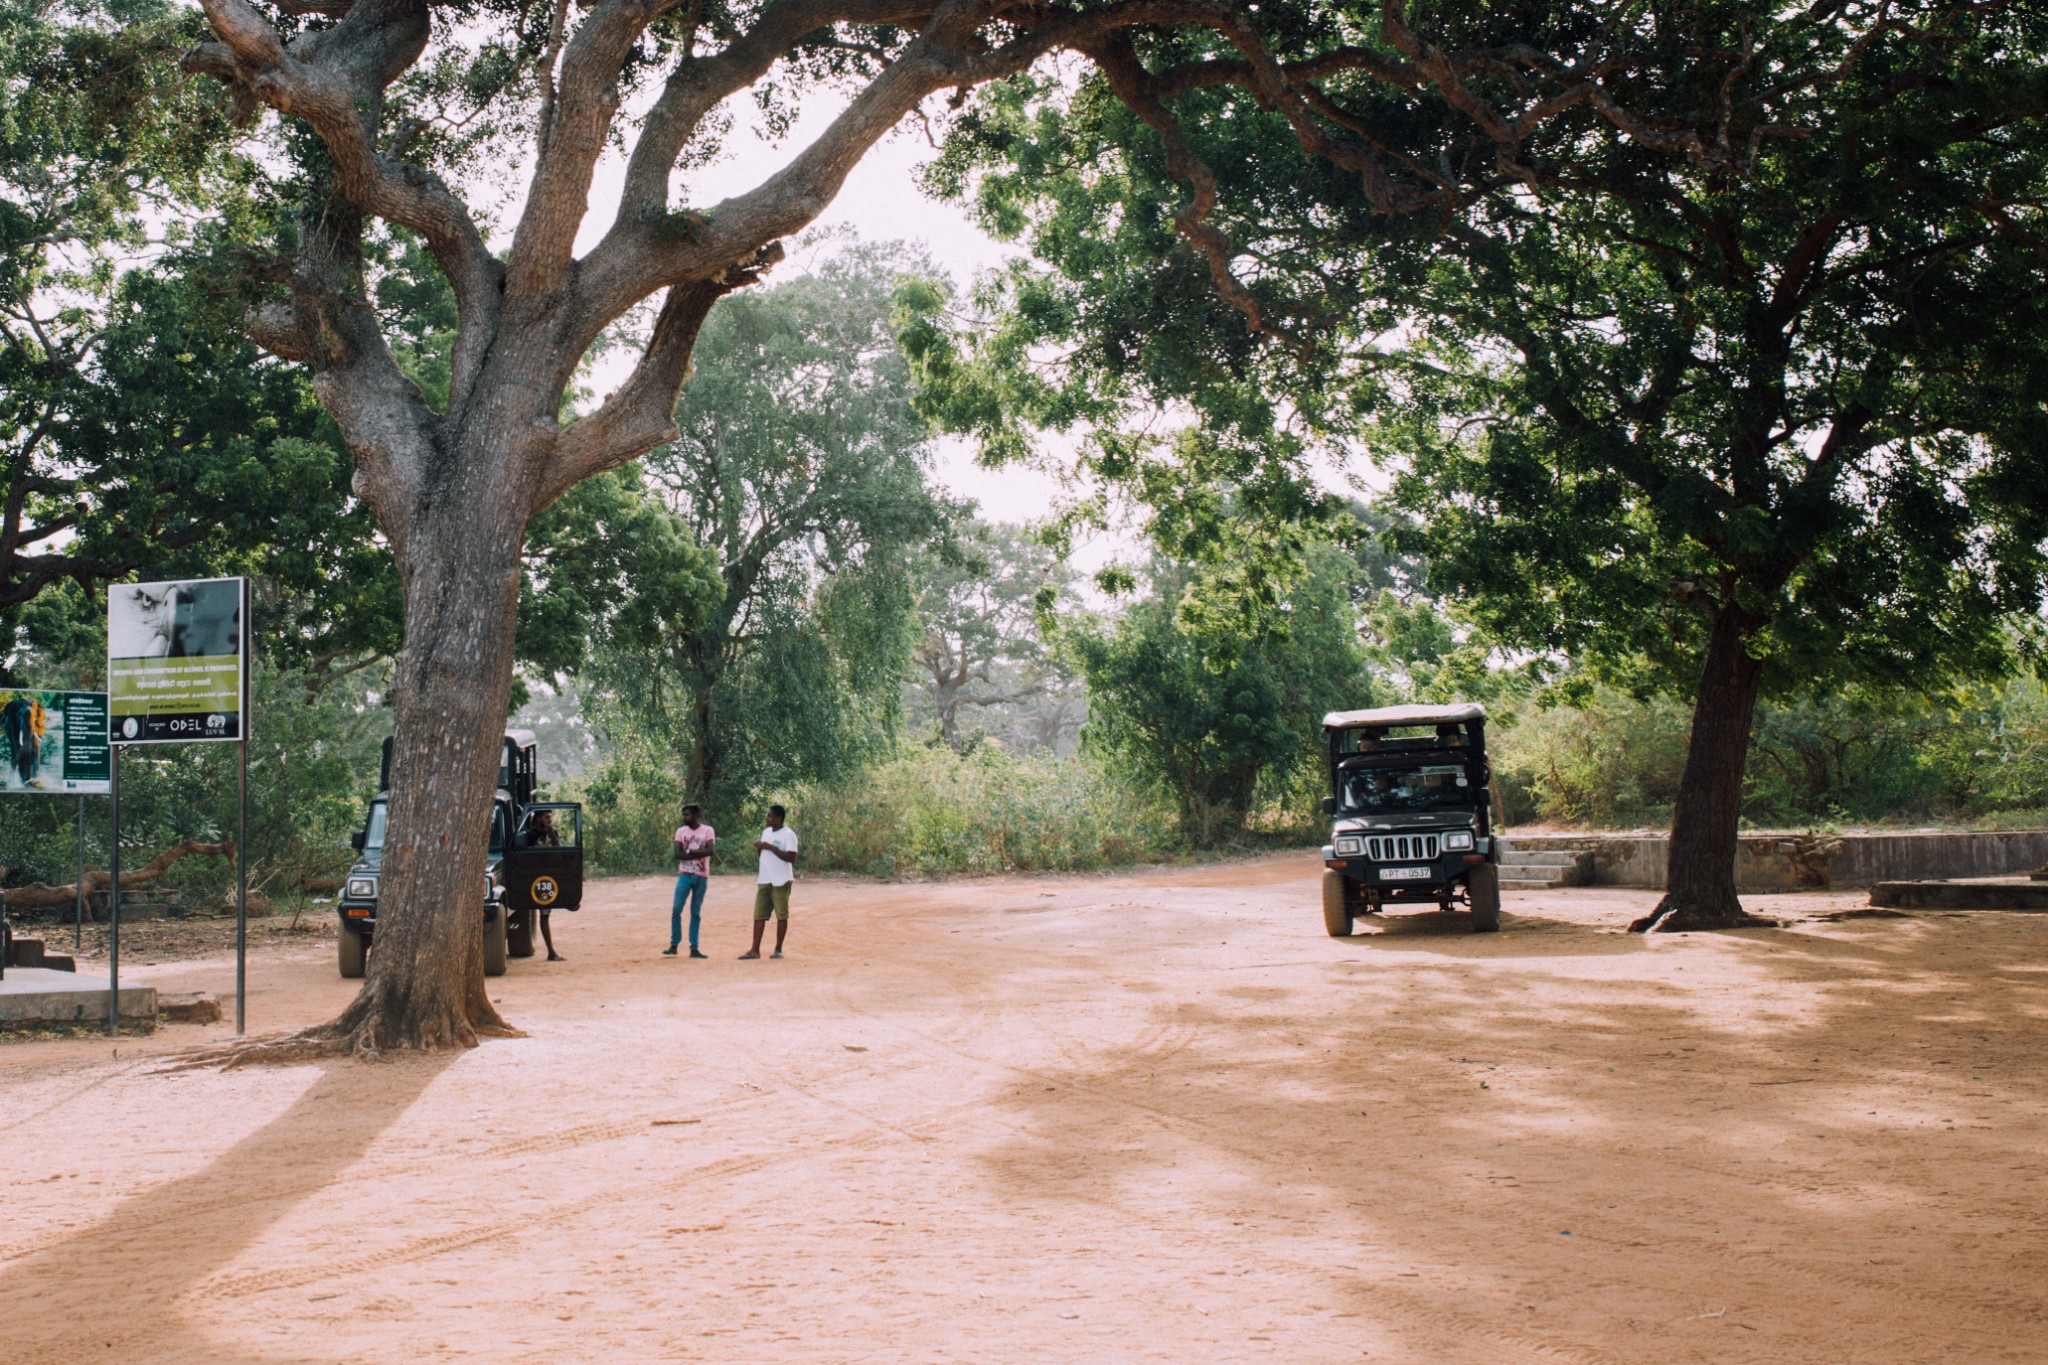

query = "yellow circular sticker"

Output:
[[531, 876, 560, 906]]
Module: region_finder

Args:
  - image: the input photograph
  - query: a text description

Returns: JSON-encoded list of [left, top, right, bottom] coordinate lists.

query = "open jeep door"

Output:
[[502, 803, 584, 912]]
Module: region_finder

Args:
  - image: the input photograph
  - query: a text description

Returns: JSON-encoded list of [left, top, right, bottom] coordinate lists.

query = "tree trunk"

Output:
[[1632, 607, 1778, 933], [936, 678, 962, 747], [684, 658, 721, 803], [304, 455, 532, 1052]]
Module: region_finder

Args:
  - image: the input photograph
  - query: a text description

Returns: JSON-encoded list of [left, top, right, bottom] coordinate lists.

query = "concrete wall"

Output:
[[1502, 830, 2048, 893]]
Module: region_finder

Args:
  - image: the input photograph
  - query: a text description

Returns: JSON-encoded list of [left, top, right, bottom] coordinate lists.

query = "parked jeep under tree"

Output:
[[1318, 704, 1501, 936], [337, 730, 584, 978]]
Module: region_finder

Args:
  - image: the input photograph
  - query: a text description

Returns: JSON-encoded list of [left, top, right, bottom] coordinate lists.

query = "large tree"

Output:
[[909, 514, 1071, 748], [1382, 122, 2048, 930], [589, 244, 943, 810], [1067, 543, 1366, 844], [168, 0, 1800, 1051], [919, 1, 2048, 930]]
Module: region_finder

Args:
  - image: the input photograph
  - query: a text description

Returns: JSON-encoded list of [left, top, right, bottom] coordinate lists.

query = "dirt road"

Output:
[[2, 857, 2043, 1363]]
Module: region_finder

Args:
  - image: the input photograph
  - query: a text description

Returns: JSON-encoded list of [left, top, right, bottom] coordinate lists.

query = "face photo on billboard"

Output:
[[109, 579, 242, 660]]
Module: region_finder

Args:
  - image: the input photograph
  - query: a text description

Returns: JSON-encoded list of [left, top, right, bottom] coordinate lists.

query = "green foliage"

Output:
[[587, 240, 954, 812], [0, 0, 315, 610], [1065, 546, 1368, 845], [1495, 679, 2048, 830], [559, 732, 687, 877], [783, 745, 1180, 878]]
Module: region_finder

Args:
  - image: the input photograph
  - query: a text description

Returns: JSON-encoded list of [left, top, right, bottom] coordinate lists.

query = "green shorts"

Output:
[[753, 883, 791, 921]]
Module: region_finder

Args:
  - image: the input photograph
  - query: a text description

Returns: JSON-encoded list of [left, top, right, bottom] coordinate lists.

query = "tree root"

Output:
[[1630, 897, 1780, 933], [162, 1009, 524, 1071]]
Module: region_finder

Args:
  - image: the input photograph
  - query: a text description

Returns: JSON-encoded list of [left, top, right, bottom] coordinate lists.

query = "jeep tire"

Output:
[[1322, 870, 1354, 937], [1468, 862, 1502, 933], [483, 910, 508, 977], [506, 909, 535, 959], [338, 926, 367, 978]]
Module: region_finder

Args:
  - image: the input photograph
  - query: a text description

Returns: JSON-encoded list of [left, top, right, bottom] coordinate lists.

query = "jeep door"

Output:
[[502, 804, 584, 912]]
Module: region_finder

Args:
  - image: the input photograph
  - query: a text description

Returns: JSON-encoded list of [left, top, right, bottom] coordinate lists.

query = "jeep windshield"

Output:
[[365, 800, 507, 855], [1340, 762, 1475, 814]]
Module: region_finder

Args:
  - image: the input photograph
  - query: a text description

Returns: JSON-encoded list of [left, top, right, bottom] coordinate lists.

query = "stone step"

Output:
[[1498, 847, 1595, 888], [1500, 851, 1590, 866]]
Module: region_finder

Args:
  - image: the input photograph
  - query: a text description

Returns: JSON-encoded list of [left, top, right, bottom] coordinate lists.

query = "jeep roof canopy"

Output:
[[1322, 703, 1487, 730]]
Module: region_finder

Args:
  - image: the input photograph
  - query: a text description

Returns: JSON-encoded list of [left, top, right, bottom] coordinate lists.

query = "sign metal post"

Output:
[[235, 577, 250, 1035], [74, 796, 84, 953], [108, 747, 119, 1037], [106, 576, 249, 1036]]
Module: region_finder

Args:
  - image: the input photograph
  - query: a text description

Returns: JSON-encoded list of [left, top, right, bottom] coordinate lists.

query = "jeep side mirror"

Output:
[[350, 831, 365, 852], [1321, 797, 1337, 816]]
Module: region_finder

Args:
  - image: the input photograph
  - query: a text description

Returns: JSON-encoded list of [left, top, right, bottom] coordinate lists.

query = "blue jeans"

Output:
[[671, 873, 707, 949]]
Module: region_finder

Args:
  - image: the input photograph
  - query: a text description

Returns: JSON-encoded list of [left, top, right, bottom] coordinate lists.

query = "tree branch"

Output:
[[184, 0, 505, 411], [507, 0, 687, 302], [541, 274, 745, 510]]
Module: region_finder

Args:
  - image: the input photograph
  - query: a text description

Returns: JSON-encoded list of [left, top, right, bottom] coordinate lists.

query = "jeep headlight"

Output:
[[1333, 835, 1364, 857], [1443, 831, 1474, 852], [346, 876, 378, 900]]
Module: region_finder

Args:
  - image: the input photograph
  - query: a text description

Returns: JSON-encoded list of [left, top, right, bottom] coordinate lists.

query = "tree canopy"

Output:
[[587, 241, 950, 810], [918, 0, 2048, 926]]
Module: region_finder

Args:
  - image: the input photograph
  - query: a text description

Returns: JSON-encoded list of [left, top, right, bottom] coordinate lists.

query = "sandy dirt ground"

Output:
[[1, 856, 2044, 1363]]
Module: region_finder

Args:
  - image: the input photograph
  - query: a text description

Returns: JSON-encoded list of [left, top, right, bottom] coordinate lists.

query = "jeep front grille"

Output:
[[1366, 834, 1440, 862]]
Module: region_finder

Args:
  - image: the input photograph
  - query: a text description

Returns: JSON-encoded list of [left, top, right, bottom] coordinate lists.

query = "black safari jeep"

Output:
[[1318, 703, 1501, 936], [336, 729, 584, 979]]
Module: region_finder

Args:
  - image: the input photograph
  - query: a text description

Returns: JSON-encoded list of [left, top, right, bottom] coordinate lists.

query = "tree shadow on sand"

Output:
[[1333, 906, 1657, 958], [976, 911, 2047, 1358], [0, 1055, 453, 1365]]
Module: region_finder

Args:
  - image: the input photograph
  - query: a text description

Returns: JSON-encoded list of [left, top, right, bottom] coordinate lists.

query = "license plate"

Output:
[[1380, 865, 1433, 881]]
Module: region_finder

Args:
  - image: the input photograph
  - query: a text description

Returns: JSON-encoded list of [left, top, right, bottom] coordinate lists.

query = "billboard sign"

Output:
[[0, 690, 110, 793], [108, 577, 248, 744]]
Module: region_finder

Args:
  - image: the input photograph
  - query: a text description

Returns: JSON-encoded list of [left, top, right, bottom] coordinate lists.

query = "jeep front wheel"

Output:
[[338, 926, 367, 978], [1322, 871, 1354, 937], [1468, 863, 1502, 933]]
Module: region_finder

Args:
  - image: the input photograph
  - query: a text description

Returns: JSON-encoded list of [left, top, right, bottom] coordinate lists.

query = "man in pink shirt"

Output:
[[664, 804, 714, 958]]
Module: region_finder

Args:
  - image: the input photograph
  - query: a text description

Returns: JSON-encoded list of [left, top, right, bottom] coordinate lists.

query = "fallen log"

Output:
[[3, 841, 235, 917]]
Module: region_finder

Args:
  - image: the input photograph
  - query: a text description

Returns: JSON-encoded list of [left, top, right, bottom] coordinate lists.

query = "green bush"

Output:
[[779, 745, 1182, 877], [1492, 693, 1693, 828], [1491, 678, 2048, 830]]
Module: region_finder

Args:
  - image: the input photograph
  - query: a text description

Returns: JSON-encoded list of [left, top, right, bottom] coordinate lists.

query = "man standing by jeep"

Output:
[[665, 803, 713, 958], [739, 804, 797, 960]]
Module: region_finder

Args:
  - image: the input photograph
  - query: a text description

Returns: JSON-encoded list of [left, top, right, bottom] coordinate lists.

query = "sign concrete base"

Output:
[[0, 969, 156, 1024]]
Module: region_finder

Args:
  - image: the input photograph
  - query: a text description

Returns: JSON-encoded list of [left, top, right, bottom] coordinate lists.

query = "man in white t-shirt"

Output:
[[739, 804, 798, 960]]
